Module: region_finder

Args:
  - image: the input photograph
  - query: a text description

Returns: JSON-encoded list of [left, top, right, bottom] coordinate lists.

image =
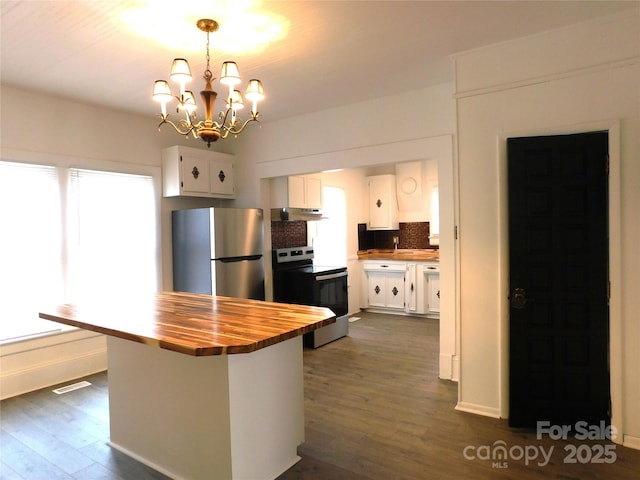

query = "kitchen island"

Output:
[[39, 291, 336, 480]]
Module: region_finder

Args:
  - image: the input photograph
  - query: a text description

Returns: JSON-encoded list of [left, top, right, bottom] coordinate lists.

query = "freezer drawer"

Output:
[[211, 258, 265, 300]]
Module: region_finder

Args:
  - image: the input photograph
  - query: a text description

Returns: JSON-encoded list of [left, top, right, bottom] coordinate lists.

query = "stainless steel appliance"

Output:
[[272, 246, 348, 347], [172, 208, 265, 300]]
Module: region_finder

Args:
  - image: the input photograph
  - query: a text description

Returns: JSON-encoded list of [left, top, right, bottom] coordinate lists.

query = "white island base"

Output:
[[106, 336, 304, 480]]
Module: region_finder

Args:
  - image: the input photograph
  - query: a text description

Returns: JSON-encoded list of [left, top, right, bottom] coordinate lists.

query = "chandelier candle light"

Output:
[[153, 19, 264, 146]]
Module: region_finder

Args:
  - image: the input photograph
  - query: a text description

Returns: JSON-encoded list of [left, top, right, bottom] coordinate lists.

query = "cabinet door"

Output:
[[210, 156, 234, 196], [305, 177, 323, 209], [386, 272, 405, 309], [368, 176, 389, 228], [426, 274, 440, 313], [181, 154, 210, 194], [288, 176, 306, 208], [405, 264, 417, 312], [367, 271, 387, 308]]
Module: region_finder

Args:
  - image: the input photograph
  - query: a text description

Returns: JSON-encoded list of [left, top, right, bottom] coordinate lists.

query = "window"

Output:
[[310, 186, 347, 267], [430, 186, 439, 235], [0, 161, 158, 342], [0, 162, 64, 340], [68, 169, 158, 303]]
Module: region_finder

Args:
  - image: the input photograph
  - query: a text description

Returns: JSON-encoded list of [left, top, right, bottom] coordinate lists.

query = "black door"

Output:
[[508, 132, 609, 428]]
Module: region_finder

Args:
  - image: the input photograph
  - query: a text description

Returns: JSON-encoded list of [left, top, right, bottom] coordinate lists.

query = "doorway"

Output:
[[507, 131, 609, 428]]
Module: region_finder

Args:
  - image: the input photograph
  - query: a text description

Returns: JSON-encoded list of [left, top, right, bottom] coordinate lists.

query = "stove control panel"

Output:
[[273, 246, 315, 264]]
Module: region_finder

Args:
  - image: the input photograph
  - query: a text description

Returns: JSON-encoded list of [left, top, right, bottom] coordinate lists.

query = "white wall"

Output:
[[453, 9, 640, 448]]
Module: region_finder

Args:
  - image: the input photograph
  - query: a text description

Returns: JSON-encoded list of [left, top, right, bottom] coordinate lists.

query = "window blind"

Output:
[[0, 162, 158, 342], [0, 161, 64, 340]]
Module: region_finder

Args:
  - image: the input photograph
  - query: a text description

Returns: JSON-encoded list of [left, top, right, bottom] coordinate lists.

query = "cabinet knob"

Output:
[[376, 198, 382, 208], [191, 166, 200, 179]]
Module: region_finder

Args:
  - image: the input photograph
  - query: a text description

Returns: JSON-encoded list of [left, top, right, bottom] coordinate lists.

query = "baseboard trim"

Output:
[[108, 442, 186, 480], [623, 434, 640, 451], [455, 401, 501, 419], [452, 355, 460, 382], [438, 354, 460, 382], [0, 345, 107, 399]]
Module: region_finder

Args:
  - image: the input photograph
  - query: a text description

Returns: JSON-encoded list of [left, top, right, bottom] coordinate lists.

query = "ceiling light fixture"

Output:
[[153, 19, 264, 146]]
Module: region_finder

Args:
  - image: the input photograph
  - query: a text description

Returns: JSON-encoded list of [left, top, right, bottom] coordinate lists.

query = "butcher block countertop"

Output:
[[39, 291, 336, 356], [357, 249, 439, 262]]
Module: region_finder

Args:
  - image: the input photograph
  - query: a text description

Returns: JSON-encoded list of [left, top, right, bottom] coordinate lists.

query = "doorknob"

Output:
[[511, 287, 531, 309]]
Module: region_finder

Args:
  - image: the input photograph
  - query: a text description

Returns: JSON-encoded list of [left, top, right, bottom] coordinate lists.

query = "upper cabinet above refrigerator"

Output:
[[271, 175, 323, 210], [162, 145, 235, 199]]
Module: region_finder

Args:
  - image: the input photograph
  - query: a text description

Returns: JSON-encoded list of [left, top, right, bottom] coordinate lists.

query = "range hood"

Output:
[[271, 208, 326, 221]]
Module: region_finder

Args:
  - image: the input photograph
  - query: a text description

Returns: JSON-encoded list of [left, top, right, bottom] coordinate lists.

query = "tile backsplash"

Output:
[[358, 222, 434, 250], [271, 220, 308, 249], [271, 220, 434, 251]]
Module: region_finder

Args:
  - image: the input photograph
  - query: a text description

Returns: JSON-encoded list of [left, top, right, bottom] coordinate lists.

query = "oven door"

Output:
[[310, 270, 348, 317]]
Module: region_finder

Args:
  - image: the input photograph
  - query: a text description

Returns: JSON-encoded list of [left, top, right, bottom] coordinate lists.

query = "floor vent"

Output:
[[349, 316, 361, 323], [53, 381, 92, 395]]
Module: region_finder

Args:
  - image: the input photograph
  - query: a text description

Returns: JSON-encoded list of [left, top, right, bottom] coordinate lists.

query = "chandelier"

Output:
[[152, 19, 264, 146]]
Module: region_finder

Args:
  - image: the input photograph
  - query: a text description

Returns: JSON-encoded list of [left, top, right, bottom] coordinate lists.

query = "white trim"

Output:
[[107, 442, 188, 480], [0, 330, 107, 399], [256, 135, 453, 179], [439, 353, 459, 382], [622, 435, 640, 451], [453, 57, 640, 100], [455, 401, 501, 419], [451, 354, 460, 382]]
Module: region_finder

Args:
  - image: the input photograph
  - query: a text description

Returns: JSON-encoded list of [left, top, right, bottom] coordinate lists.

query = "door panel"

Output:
[[211, 258, 265, 300], [508, 132, 609, 428]]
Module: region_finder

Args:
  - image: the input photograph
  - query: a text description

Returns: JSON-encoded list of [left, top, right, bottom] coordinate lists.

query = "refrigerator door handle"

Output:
[[218, 255, 262, 263]]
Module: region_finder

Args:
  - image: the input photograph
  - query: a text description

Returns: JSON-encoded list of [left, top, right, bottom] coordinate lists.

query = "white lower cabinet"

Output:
[[362, 260, 438, 317], [423, 264, 440, 314], [405, 263, 427, 314], [363, 262, 406, 311]]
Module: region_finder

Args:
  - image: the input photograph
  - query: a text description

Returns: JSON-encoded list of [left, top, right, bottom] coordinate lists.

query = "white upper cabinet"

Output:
[[395, 159, 438, 223], [367, 174, 399, 230], [162, 145, 235, 198], [271, 175, 323, 209]]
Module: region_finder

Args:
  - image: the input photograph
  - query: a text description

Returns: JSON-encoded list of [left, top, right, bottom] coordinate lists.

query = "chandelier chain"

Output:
[[204, 31, 212, 80]]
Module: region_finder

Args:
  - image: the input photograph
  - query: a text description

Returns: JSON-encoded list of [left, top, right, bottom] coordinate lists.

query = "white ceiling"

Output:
[[1, 1, 637, 123]]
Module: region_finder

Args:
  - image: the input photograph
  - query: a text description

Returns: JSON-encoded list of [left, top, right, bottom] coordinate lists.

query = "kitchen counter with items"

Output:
[[357, 248, 439, 262], [39, 291, 335, 480]]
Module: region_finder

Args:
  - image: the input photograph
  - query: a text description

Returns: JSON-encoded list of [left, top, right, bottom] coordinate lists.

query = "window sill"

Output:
[[0, 321, 77, 347]]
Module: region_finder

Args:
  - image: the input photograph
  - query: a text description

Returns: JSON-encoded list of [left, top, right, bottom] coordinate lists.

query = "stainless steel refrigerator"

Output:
[[172, 208, 265, 300]]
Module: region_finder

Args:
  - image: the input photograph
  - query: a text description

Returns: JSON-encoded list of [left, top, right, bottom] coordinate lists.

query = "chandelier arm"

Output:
[[157, 116, 197, 137], [220, 117, 261, 137]]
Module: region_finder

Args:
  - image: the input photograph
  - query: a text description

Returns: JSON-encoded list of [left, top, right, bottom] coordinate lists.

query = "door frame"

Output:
[[497, 119, 622, 442]]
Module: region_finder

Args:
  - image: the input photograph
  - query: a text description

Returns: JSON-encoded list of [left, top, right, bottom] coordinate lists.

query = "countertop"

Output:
[[39, 291, 336, 356], [357, 249, 439, 262]]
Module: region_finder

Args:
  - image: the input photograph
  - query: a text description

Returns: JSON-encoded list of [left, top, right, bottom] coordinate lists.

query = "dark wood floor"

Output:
[[2, 312, 639, 479]]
